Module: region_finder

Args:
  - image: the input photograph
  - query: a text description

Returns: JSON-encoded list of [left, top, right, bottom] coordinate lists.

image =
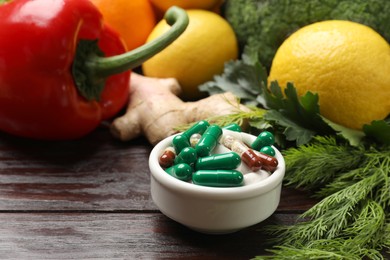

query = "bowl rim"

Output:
[[149, 130, 285, 200]]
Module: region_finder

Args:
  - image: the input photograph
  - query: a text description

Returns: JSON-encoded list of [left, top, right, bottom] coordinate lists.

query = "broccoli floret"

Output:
[[223, 0, 390, 70]]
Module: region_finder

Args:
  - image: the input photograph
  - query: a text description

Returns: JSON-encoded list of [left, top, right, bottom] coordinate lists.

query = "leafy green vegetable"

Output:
[[199, 56, 264, 107], [322, 117, 366, 146], [263, 82, 335, 146], [255, 137, 390, 259], [223, 0, 390, 69], [364, 120, 390, 145]]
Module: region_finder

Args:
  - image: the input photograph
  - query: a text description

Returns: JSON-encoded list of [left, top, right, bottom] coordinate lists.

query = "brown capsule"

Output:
[[241, 149, 263, 172], [255, 151, 278, 172], [158, 147, 176, 168], [229, 138, 262, 171], [223, 134, 279, 173]]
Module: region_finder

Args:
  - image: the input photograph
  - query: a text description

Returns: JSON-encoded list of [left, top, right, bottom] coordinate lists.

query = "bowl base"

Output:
[[185, 225, 242, 235]]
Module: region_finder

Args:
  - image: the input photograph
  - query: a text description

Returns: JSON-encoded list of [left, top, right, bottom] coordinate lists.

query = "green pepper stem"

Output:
[[86, 6, 189, 78]]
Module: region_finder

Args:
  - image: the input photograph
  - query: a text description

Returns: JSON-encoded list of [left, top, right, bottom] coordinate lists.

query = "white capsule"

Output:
[[189, 133, 202, 147]]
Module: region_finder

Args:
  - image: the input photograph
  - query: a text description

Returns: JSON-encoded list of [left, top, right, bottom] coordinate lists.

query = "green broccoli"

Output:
[[223, 0, 390, 70]]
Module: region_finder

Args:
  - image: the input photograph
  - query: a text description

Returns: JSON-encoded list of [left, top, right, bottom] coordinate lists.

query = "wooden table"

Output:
[[0, 127, 318, 259]]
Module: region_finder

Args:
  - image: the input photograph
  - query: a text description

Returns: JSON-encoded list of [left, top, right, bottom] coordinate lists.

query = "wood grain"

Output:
[[0, 213, 297, 259], [0, 128, 318, 259]]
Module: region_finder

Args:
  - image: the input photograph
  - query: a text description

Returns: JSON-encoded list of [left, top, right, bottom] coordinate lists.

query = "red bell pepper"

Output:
[[0, 0, 188, 140]]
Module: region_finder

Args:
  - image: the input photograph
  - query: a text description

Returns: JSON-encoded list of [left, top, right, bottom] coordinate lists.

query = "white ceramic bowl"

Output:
[[149, 131, 285, 234]]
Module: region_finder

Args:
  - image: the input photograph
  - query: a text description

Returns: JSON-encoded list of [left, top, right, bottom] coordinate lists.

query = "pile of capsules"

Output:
[[158, 120, 279, 188]]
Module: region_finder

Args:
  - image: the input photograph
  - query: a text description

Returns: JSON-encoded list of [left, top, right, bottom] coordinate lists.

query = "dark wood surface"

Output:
[[0, 127, 318, 259]]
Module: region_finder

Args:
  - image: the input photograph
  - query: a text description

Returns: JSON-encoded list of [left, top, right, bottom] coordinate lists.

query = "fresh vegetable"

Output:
[[110, 73, 250, 145], [223, 0, 390, 69], [0, 0, 188, 140], [269, 20, 390, 130], [149, 0, 222, 12], [255, 137, 390, 259], [142, 9, 239, 100], [90, 0, 156, 51]]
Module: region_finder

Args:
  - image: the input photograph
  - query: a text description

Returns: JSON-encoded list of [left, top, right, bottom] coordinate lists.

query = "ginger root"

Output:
[[110, 73, 250, 145]]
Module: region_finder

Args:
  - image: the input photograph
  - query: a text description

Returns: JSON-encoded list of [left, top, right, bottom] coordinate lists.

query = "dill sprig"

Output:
[[206, 106, 267, 129], [257, 201, 387, 259], [282, 136, 365, 190], [174, 107, 267, 132], [255, 137, 390, 259]]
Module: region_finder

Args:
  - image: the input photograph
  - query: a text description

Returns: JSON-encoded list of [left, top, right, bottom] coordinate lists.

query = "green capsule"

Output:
[[192, 170, 244, 187], [223, 123, 242, 132], [195, 152, 241, 171], [174, 147, 197, 166], [260, 145, 276, 157], [172, 134, 190, 154], [165, 163, 192, 181], [251, 131, 275, 151], [195, 125, 223, 157], [183, 120, 210, 138]]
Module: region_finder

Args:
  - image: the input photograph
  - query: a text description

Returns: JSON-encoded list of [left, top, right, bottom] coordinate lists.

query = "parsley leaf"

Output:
[[263, 81, 335, 143], [264, 110, 316, 146], [363, 120, 390, 145], [199, 58, 263, 106]]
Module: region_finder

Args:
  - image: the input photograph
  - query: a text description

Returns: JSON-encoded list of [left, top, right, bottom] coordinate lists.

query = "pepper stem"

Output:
[[89, 6, 188, 77], [73, 6, 189, 101]]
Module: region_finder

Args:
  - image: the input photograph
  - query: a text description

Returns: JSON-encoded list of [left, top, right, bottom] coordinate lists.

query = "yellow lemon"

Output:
[[142, 9, 238, 100], [268, 20, 390, 130], [149, 0, 222, 12]]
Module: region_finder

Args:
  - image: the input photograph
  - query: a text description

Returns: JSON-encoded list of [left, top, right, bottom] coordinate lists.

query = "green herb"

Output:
[[254, 137, 390, 260], [364, 119, 390, 145], [282, 136, 364, 190], [199, 54, 264, 107], [174, 107, 267, 133], [262, 82, 334, 146]]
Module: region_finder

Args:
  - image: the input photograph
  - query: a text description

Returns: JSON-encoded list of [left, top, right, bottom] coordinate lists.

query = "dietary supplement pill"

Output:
[[172, 134, 191, 154], [254, 151, 278, 172], [195, 152, 241, 171], [189, 133, 202, 147], [221, 134, 279, 172], [195, 125, 223, 157], [158, 146, 176, 168], [183, 120, 210, 138], [221, 134, 262, 171], [174, 147, 197, 167], [192, 169, 244, 187], [251, 131, 275, 151], [165, 163, 193, 181], [223, 123, 242, 132], [260, 145, 276, 157]]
